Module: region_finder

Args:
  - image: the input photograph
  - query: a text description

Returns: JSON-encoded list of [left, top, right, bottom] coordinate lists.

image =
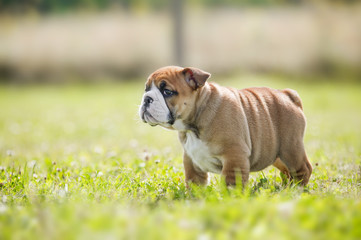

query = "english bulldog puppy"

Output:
[[139, 66, 312, 186]]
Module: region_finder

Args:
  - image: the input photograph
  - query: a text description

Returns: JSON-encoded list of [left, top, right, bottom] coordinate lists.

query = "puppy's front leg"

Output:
[[183, 153, 208, 185], [221, 151, 250, 186]]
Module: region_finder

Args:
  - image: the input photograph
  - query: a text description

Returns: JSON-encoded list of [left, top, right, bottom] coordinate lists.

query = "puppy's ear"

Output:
[[182, 67, 211, 90]]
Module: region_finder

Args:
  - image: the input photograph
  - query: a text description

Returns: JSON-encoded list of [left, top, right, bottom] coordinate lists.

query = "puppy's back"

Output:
[[237, 87, 305, 171]]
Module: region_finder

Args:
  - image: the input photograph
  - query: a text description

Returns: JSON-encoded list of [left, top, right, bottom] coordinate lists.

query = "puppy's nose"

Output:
[[144, 96, 153, 107]]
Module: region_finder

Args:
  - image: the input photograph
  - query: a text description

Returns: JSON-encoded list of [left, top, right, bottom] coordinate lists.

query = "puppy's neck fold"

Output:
[[174, 83, 216, 137]]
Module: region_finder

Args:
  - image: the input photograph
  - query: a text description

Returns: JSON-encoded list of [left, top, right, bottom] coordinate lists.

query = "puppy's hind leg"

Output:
[[273, 157, 291, 184], [279, 146, 312, 186]]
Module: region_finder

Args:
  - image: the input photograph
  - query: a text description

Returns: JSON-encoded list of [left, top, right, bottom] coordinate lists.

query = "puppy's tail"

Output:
[[283, 89, 303, 110]]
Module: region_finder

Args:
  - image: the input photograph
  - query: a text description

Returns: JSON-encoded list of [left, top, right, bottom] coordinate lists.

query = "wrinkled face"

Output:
[[139, 66, 211, 129]]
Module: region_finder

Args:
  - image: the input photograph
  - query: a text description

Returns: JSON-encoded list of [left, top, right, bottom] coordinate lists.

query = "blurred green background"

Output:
[[0, 0, 360, 82], [1, 1, 361, 239]]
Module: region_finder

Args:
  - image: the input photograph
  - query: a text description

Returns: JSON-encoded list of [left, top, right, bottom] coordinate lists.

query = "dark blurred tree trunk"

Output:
[[172, 0, 184, 66]]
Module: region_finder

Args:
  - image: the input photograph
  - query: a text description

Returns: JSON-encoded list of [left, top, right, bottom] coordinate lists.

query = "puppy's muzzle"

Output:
[[140, 96, 155, 124], [143, 96, 153, 108]]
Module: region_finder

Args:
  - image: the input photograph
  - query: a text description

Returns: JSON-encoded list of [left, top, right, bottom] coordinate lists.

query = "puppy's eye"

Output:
[[163, 89, 174, 97]]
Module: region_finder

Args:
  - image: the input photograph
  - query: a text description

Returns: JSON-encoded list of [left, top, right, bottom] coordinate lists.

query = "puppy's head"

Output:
[[139, 66, 211, 129]]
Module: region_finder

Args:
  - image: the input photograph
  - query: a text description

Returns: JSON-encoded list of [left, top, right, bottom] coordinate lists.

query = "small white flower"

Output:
[[129, 139, 138, 148], [28, 160, 37, 168], [0, 204, 8, 213], [277, 201, 295, 218], [59, 190, 66, 198], [107, 151, 117, 158], [79, 155, 87, 163], [142, 152, 151, 161], [6, 150, 14, 156], [198, 234, 210, 240], [94, 146, 104, 154]]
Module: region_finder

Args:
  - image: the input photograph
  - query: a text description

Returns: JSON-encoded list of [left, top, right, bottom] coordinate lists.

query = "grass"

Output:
[[0, 75, 361, 239]]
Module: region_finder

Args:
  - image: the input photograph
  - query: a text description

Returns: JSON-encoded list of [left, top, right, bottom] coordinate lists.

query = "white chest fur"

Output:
[[183, 132, 222, 174]]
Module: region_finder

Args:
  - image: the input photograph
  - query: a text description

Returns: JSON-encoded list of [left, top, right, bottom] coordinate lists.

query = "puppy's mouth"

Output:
[[167, 111, 175, 125], [141, 110, 175, 128], [141, 110, 158, 127]]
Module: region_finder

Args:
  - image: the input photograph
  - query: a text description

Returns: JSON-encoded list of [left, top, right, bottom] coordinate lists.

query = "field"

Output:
[[0, 75, 361, 239]]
